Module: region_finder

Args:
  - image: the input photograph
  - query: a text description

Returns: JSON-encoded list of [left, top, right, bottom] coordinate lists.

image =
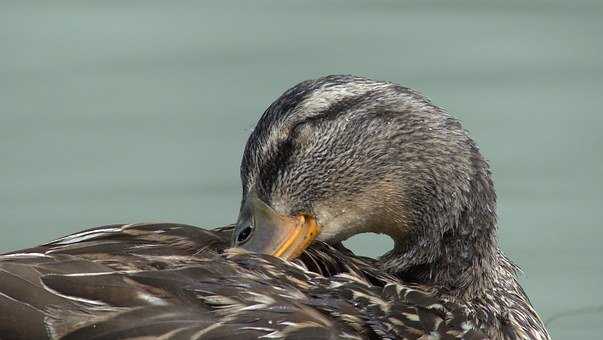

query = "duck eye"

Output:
[[236, 225, 254, 245]]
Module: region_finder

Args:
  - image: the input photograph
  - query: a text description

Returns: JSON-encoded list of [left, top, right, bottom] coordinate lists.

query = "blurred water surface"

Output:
[[1, 1, 602, 338]]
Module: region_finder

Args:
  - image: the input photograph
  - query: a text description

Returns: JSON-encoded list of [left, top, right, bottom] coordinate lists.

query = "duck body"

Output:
[[1, 223, 488, 339], [1, 75, 550, 339]]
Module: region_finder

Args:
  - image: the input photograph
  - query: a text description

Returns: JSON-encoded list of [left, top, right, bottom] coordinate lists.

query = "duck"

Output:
[[0, 75, 550, 340]]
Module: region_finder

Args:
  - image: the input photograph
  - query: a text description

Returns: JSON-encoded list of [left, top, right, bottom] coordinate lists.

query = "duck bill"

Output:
[[233, 192, 321, 260], [271, 214, 320, 259]]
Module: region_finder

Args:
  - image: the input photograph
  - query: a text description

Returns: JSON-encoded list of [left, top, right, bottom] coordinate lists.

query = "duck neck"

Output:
[[382, 145, 506, 299], [385, 223, 502, 299]]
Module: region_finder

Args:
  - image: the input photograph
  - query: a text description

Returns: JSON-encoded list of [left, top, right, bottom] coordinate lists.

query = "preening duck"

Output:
[[0, 75, 549, 339]]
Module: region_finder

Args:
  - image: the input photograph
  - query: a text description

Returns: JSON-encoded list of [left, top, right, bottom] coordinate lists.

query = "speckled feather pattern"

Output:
[[237, 75, 549, 339], [1, 75, 549, 340], [1, 223, 489, 339]]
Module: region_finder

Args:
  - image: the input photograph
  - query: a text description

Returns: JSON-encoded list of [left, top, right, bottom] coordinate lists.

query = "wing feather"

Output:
[[0, 223, 488, 339]]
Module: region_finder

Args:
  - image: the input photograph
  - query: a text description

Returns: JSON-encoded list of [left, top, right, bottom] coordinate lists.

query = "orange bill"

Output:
[[232, 191, 320, 260]]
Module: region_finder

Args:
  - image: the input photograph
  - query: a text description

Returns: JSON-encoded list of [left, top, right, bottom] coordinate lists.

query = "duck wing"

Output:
[[0, 223, 230, 339], [0, 223, 488, 339]]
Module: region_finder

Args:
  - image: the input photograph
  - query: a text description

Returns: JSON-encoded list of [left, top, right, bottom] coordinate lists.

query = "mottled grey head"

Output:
[[233, 75, 497, 280]]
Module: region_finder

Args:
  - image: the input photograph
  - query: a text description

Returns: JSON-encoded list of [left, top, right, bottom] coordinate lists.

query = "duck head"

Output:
[[232, 75, 498, 285]]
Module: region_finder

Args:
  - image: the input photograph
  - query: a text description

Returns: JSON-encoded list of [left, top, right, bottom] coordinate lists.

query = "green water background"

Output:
[[1, 1, 602, 337]]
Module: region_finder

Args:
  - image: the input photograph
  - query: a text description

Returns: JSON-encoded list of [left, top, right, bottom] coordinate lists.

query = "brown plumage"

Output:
[[1, 223, 487, 339], [0, 75, 549, 339]]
